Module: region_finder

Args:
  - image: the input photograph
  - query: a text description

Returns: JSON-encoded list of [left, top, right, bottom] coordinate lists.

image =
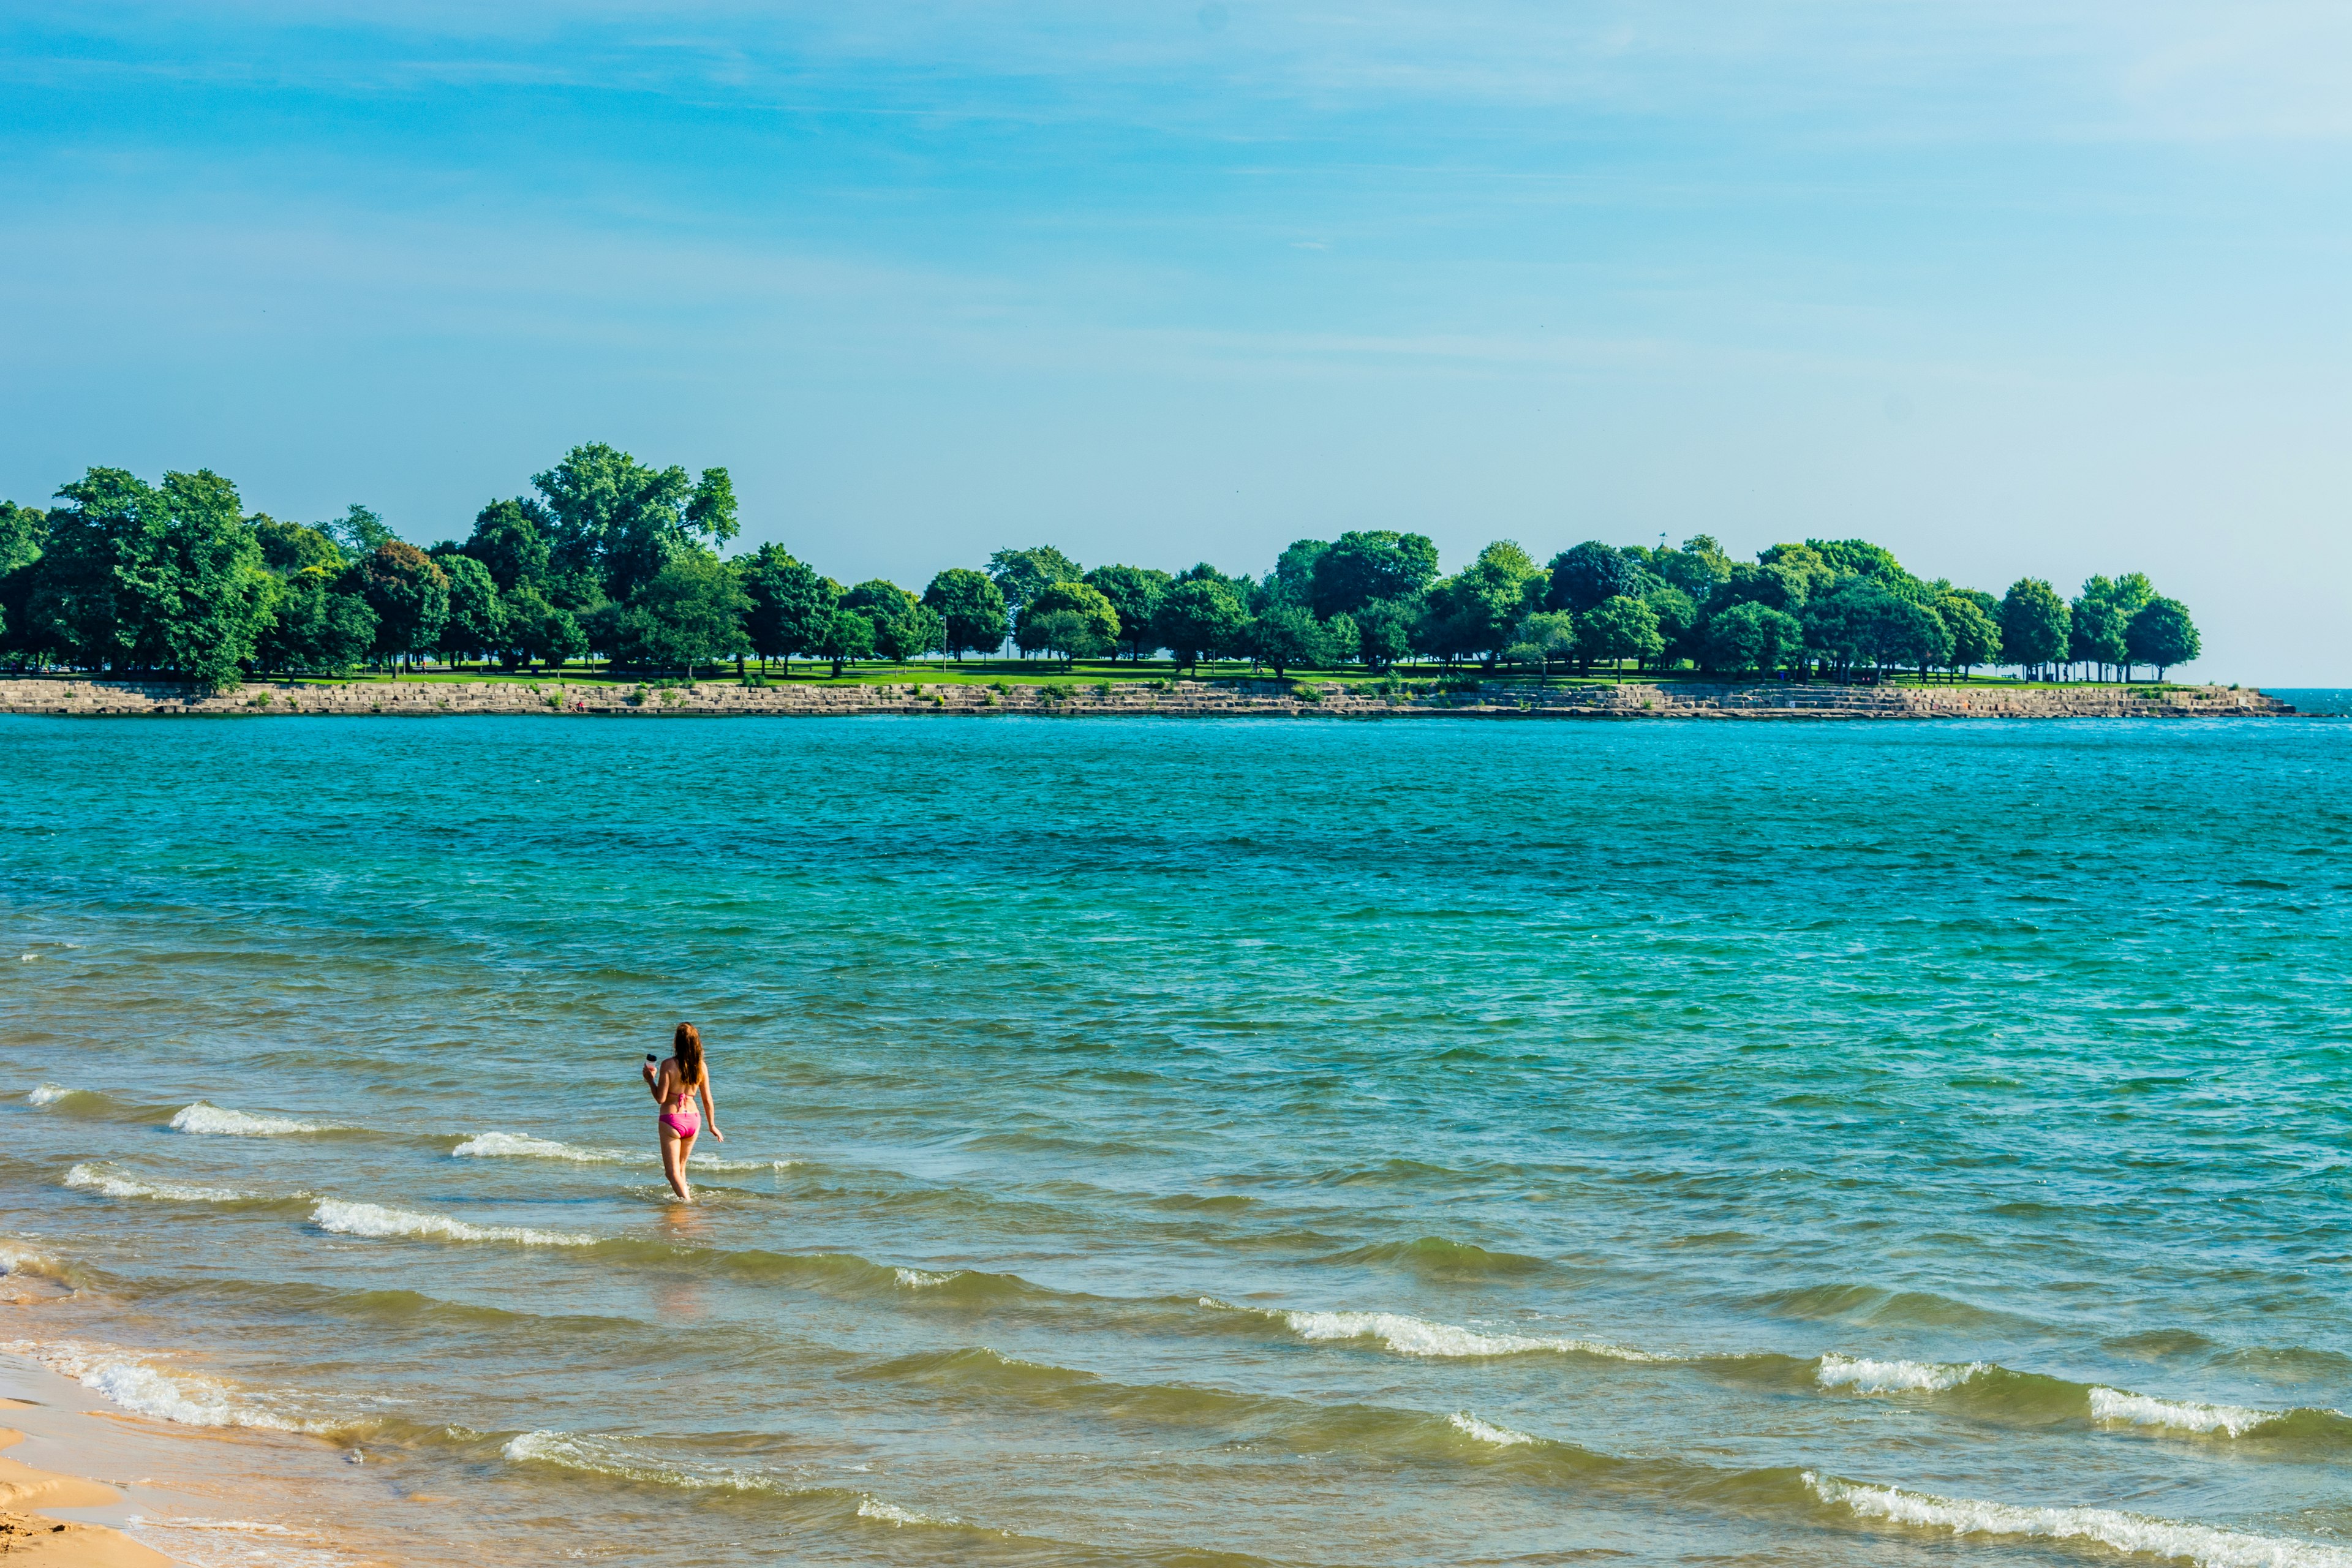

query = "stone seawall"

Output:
[[0, 676, 2297, 721]]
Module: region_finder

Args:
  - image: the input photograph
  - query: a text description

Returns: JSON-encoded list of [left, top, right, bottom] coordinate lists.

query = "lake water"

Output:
[[3, 708, 2350, 1567]]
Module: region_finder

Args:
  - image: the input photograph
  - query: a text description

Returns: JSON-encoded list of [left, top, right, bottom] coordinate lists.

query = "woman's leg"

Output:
[[658, 1125, 690, 1199]]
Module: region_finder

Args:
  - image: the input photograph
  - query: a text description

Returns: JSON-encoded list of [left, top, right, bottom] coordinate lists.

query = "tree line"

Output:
[[0, 444, 2203, 688]]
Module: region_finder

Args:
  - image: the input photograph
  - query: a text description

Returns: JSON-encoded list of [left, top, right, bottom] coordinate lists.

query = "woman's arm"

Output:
[[646, 1061, 671, 1107], [699, 1074, 722, 1140]]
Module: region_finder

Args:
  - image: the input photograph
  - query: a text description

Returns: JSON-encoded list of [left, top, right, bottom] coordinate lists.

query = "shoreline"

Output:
[[0, 676, 2299, 722]]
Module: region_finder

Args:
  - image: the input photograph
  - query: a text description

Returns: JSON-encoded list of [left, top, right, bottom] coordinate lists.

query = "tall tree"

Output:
[[1545, 541, 1638, 612], [1423, 541, 1544, 665], [622, 552, 750, 679], [1937, 592, 2002, 677], [1310, 530, 1439, 617], [1016, 581, 1121, 659], [1153, 578, 1250, 673], [1702, 601, 1803, 676], [331, 503, 398, 556], [1999, 579, 2071, 677], [1082, 564, 1172, 660], [531, 443, 735, 603], [2125, 598, 2199, 679], [436, 554, 506, 669], [987, 546, 1081, 624], [350, 541, 451, 674], [464, 498, 554, 595], [921, 568, 1009, 661], [1259, 540, 1329, 611], [1351, 597, 1415, 671], [813, 608, 875, 677], [739, 545, 835, 672], [0, 499, 48, 656], [252, 517, 343, 578], [1248, 605, 1332, 677], [1579, 595, 1664, 678], [1506, 609, 1578, 678]]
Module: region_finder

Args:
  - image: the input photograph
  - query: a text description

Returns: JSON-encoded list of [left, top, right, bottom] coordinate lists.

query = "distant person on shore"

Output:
[[643, 1022, 723, 1200]]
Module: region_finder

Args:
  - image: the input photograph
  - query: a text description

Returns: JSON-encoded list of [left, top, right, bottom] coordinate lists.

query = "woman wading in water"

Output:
[[643, 1023, 723, 1199]]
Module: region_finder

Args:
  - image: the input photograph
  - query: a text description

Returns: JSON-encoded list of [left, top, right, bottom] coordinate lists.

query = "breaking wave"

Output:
[[5, 1340, 326, 1433], [65, 1163, 289, 1206], [311, 1199, 595, 1248], [170, 1104, 336, 1137], [1280, 1309, 1665, 1362], [1806, 1472, 2352, 1567], [1815, 1354, 1989, 1394]]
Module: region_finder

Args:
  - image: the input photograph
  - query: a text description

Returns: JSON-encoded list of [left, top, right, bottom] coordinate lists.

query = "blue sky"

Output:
[[3, 2, 2347, 677]]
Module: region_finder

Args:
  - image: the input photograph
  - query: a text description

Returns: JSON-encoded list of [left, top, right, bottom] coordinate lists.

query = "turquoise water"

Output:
[[3, 710, 2350, 1566]]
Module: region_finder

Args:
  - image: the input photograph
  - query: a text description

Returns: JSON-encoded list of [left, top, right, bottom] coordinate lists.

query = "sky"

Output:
[[2, 2, 2347, 679]]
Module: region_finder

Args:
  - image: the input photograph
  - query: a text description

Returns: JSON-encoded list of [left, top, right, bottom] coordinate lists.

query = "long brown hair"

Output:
[[673, 1023, 704, 1091]]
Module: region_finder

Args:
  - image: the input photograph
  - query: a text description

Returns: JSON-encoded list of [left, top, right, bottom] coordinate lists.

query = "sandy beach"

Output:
[[0, 1349, 386, 1568]]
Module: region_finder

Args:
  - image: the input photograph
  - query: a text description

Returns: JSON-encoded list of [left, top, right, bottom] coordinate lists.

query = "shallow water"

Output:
[[3, 709, 2350, 1567]]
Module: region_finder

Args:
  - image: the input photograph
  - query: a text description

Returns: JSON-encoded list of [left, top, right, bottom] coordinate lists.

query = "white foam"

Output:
[[6, 1341, 318, 1433], [453, 1133, 638, 1164], [126, 1515, 358, 1568], [698, 1155, 799, 1172], [311, 1200, 594, 1248], [894, 1268, 954, 1289], [502, 1430, 778, 1492], [66, 1164, 265, 1205], [0, 1242, 64, 1279], [1817, 1354, 1988, 1394], [1449, 1411, 1537, 1447], [858, 1496, 951, 1526], [2089, 1386, 2282, 1438], [170, 1104, 332, 1137], [27, 1084, 73, 1106], [1806, 1472, 2352, 1568], [1283, 1310, 1662, 1362]]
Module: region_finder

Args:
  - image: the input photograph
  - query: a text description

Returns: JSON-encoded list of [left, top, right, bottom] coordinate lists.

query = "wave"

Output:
[[502, 1430, 794, 1493], [2086, 1387, 2288, 1439], [1328, 1235, 1547, 1280], [4, 1340, 327, 1434], [1448, 1411, 1537, 1447], [65, 1163, 295, 1207], [27, 1084, 76, 1106], [1280, 1309, 1664, 1363], [171, 1103, 337, 1137], [1815, 1353, 1988, 1394], [311, 1200, 595, 1248], [451, 1131, 794, 1174], [1805, 1472, 2352, 1568], [856, 1496, 956, 1527]]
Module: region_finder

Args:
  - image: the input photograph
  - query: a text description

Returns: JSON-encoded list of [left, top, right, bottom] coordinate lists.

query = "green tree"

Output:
[[464, 498, 554, 595], [1999, 578, 2071, 677], [1153, 578, 1250, 673], [1321, 611, 1360, 669], [1937, 592, 2002, 677], [813, 608, 875, 677], [2125, 597, 2199, 679], [2068, 580, 2129, 682], [622, 552, 751, 679], [252, 517, 343, 578], [436, 554, 505, 669], [1347, 597, 1415, 671], [502, 586, 584, 671], [331, 503, 398, 556], [1259, 540, 1329, 611], [0, 500, 50, 657], [1422, 541, 1544, 665], [1024, 609, 1113, 669], [531, 444, 735, 603], [1580, 595, 1665, 679], [877, 604, 946, 663], [1882, 598, 1954, 680], [1545, 541, 1638, 613], [1702, 601, 1803, 676], [843, 578, 916, 623], [351, 541, 451, 674], [1803, 576, 1908, 676], [1082, 564, 1172, 659], [739, 545, 835, 672], [1506, 609, 1578, 678], [922, 567, 1009, 660], [1248, 605, 1333, 677], [1642, 584, 1699, 669], [987, 546, 1082, 625], [1310, 530, 1439, 617], [1017, 581, 1121, 662], [258, 573, 378, 674]]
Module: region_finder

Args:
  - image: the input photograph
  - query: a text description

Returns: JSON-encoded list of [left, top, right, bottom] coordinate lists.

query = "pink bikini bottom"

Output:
[[661, 1112, 700, 1139]]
